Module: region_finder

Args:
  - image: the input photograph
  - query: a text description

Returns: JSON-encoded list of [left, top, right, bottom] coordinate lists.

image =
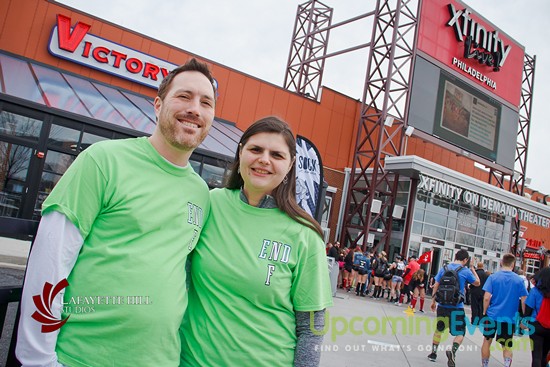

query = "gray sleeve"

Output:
[[294, 310, 326, 367]]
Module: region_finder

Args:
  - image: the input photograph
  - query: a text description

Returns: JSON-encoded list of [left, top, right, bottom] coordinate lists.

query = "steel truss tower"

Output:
[[285, 0, 536, 254]]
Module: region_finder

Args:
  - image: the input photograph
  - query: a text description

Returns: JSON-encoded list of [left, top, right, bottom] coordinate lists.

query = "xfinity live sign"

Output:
[[48, 14, 177, 89], [447, 4, 511, 72], [418, 174, 550, 228]]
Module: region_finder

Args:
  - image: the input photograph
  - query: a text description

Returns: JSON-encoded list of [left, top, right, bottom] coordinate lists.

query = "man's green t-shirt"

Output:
[[180, 188, 333, 366], [42, 137, 210, 367]]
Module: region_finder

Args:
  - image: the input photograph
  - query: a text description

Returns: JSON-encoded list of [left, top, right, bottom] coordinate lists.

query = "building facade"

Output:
[[0, 0, 548, 275]]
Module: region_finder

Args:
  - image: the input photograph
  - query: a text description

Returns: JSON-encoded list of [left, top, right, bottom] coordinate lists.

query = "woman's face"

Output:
[[239, 132, 293, 199]]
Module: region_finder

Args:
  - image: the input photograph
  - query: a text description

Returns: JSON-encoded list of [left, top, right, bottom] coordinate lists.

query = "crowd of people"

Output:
[[327, 244, 550, 367]]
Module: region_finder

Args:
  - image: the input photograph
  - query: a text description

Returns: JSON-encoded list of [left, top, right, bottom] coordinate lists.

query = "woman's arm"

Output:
[[294, 310, 326, 367]]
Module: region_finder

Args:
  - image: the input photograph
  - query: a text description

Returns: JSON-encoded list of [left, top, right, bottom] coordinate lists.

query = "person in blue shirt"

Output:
[[427, 249, 480, 367], [521, 267, 550, 367], [481, 253, 528, 367]]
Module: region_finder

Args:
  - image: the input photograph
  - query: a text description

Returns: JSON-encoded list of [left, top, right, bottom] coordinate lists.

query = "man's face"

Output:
[[154, 71, 215, 152]]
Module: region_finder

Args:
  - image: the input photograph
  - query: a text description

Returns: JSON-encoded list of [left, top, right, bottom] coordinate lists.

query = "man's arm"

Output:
[[16, 211, 83, 367], [482, 291, 492, 315]]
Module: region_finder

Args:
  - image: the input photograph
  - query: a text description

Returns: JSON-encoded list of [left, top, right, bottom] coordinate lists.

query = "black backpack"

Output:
[[435, 265, 464, 306], [374, 259, 388, 277]]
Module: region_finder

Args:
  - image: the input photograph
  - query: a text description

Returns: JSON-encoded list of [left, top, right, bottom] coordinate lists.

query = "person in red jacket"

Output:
[[396, 255, 420, 305]]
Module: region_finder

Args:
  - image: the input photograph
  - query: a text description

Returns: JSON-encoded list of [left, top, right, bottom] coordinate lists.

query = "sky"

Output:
[[56, 0, 550, 194]]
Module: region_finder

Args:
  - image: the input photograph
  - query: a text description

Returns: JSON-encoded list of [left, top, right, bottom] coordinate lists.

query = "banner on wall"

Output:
[[295, 135, 324, 221]]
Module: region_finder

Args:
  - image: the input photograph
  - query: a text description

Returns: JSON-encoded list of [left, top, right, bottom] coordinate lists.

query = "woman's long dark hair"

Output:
[[533, 267, 550, 298], [225, 116, 323, 238]]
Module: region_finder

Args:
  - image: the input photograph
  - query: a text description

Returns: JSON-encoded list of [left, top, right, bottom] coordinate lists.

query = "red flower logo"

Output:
[[31, 279, 70, 333]]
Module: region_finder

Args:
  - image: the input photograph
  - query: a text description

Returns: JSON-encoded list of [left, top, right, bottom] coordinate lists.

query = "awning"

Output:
[[0, 52, 242, 158]]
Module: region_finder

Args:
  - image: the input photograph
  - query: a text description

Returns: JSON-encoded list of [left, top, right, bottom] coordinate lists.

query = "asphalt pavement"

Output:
[[320, 288, 533, 367], [0, 237, 536, 367]]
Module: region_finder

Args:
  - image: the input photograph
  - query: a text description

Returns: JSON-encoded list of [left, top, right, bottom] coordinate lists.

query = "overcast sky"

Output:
[[56, 0, 550, 194]]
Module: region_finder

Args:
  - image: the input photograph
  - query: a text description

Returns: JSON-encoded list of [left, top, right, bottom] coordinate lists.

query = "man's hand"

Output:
[[431, 300, 437, 312]]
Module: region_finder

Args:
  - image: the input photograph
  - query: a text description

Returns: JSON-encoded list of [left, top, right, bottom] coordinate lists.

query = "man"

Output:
[[16, 58, 216, 367], [428, 249, 480, 367], [480, 254, 528, 367], [469, 262, 489, 325], [396, 254, 420, 305], [327, 241, 339, 259]]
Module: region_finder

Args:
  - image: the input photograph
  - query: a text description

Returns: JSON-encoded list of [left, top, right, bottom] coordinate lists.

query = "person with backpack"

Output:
[[469, 262, 489, 326], [427, 249, 480, 366], [389, 255, 406, 303], [480, 253, 528, 367], [521, 266, 550, 367], [371, 251, 389, 299], [354, 251, 371, 296]]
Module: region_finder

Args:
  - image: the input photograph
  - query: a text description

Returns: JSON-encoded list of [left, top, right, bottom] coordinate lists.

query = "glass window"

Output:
[[422, 224, 445, 240], [189, 159, 201, 173], [63, 73, 125, 123], [0, 111, 43, 141], [415, 193, 427, 209], [446, 230, 455, 241], [201, 163, 225, 188], [413, 209, 424, 221], [412, 221, 423, 235], [424, 210, 447, 227], [34, 151, 76, 220], [447, 217, 457, 229], [0, 142, 32, 217], [321, 195, 333, 228], [32, 64, 91, 116], [81, 132, 108, 151], [48, 125, 81, 151], [93, 83, 149, 131], [456, 231, 475, 246], [0, 53, 46, 104], [395, 192, 409, 206]]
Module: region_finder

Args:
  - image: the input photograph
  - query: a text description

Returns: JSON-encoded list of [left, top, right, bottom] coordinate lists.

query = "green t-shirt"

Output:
[[42, 137, 210, 367], [180, 188, 333, 366]]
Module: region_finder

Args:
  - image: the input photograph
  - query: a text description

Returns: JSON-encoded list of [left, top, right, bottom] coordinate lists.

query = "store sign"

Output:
[[523, 252, 543, 260], [525, 238, 542, 250], [48, 15, 177, 89], [416, 0, 524, 107], [447, 4, 511, 72], [418, 174, 550, 228]]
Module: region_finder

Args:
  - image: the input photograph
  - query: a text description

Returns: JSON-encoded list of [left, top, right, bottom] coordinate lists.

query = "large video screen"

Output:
[[408, 56, 518, 170]]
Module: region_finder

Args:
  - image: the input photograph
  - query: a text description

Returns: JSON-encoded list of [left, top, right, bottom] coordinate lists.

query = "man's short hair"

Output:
[[455, 249, 469, 261], [157, 58, 216, 101], [502, 253, 516, 267], [477, 262, 484, 269]]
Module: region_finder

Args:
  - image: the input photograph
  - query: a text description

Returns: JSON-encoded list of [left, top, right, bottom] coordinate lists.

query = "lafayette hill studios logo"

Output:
[[31, 279, 70, 333]]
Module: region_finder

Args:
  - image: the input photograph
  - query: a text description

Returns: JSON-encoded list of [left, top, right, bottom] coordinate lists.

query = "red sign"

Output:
[[417, 0, 524, 107], [523, 252, 543, 261], [525, 238, 542, 250], [49, 15, 177, 89]]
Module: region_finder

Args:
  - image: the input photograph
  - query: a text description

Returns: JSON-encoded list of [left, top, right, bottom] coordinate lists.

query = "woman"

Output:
[[349, 246, 363, 293], [180, 117, 333, 366], [371, 251, 388, 299], [521, 267, 550, 367], [388, 255, 405, 303], [408, 268, 426, 313], [343, 246, 354, 291]]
